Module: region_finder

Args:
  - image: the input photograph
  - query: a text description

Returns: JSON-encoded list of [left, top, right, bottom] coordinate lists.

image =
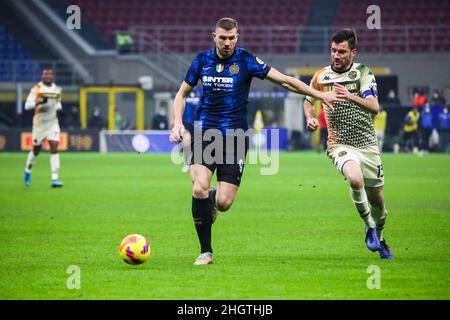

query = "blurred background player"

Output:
[[373, 104, 387, 152], [304, 28, 393, 259], [419, 103, 434, 153], [180, 87, 202, 173], [438, 107, 450, 153], [170, 17, 338, 265], [402, 106, 420, 153], [23, 68, 63, 188]]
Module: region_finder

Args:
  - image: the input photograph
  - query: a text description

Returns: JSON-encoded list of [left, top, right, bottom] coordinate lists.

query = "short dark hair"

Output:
[[215, 17, 238, 32], [331, 28, 357, 50], [42, 67, 53, 73]]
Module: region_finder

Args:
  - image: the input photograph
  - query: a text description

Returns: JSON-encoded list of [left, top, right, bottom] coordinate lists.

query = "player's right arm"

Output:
[[24, 85, 47, 113], [24, 85, 41, 112], [170, 81, 194, 143], [303, 99, 319, 132], [266, 67, 338, 110], [170, 53, 202, 143], [302, 69, 324, 131]]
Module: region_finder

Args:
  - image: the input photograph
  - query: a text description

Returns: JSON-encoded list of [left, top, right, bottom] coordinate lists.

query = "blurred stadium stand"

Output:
[[0, 1, 43, 82], [300, 0, 341, 53], [335, 0, 450, 53], [0, 0, 93, 85], [0, 0, 449, 152], [1, 0, 449, 87], [52, 0, 450, 54], [0, 25, 42, 82], [44, 0, 114, 51], [69, 0, 311, 54]]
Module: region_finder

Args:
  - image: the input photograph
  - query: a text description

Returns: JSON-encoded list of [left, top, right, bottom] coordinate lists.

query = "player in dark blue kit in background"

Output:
[[170, 17, 340, 265], [180, 87, 202, 173]]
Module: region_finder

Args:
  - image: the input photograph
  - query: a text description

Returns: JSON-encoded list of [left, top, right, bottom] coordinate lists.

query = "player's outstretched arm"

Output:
[[334, 83, 380, 114], [24, 87, 40, 111], [265, 67, 339, 110], [303, 99, 320, 132], [170, 81, 194, 143]]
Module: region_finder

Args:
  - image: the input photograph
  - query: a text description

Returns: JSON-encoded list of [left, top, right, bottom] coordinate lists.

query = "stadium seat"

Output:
[[0, 24, 39, 82], [67, 0, 312, 53], [333, 0, 450, 54]]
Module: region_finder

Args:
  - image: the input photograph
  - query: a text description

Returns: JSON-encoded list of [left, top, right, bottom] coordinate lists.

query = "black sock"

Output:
[[208, 188, 217, 208], [192, 197, 213, 254]]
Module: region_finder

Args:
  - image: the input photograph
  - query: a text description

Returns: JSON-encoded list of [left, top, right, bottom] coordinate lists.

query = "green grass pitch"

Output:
[[0, 152, 449, 299]]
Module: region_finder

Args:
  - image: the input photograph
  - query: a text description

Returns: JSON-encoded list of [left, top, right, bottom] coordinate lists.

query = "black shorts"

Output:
[[190, 131, 249, 186], [183, 122, 195, 136]]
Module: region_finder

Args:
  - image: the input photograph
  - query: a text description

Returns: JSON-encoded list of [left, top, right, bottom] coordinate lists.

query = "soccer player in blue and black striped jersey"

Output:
[[170, 17, 339, 265]]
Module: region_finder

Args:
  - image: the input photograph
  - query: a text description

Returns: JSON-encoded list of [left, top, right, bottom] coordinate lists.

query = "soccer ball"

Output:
[[119, 234, 151, 265]]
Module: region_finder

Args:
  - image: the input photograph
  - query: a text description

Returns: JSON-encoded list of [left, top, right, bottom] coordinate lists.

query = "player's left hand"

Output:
[[306, 117, 320, 131], [334, 83, 352, 100], [35, 105, 49, 113], [320, 91, 340, 111], [170, 123, 185, 143]]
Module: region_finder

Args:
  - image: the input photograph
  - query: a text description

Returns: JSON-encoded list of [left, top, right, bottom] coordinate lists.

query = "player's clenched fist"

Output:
[[170, 123, 185, 143], [306, 117, 320, 132]]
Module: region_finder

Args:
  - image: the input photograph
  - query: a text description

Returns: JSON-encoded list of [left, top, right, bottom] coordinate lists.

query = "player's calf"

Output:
[[366, 187, 387, 241], [192, 196, 213, 255], [209, 187, 218, 223], [24, 150, 37, 187], [50, 152, 62, 187]]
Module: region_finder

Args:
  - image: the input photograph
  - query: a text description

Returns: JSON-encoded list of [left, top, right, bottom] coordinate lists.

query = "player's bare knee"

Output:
[[350, 180, 364, 190], [342, 162, 364, 189], [216, 197, 233, 212], [192, 182, 209, 199], [346, 173, 364, 189]]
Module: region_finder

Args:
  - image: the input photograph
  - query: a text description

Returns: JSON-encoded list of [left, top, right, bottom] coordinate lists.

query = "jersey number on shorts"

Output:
[[377, 164, 384, 178]]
